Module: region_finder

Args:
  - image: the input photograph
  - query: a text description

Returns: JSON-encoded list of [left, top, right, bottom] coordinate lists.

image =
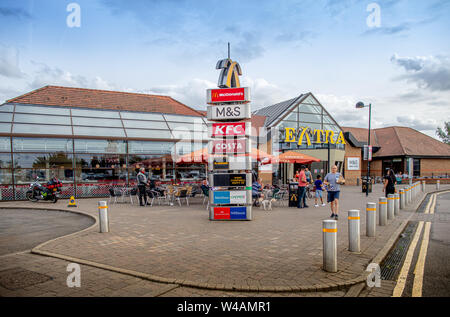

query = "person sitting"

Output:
[[200, 179, 209, 197], [252, 178, 263, 206]]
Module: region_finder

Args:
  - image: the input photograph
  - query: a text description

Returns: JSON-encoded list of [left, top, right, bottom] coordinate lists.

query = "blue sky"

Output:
[[1, 0, 449, 138]]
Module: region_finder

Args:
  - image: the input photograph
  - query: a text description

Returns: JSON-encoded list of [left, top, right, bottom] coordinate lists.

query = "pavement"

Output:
[[0, 183, 448, 297]]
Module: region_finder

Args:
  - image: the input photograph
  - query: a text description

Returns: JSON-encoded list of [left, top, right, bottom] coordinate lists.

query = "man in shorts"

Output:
[[323, 165, 345, 220], [314, 175, 326, 207]]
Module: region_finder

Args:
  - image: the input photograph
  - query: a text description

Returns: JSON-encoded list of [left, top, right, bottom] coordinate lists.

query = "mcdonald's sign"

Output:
[[207, 87, 250, 104]]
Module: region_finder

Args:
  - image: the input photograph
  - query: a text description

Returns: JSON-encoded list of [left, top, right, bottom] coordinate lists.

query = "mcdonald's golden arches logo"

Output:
[[216, 58, 242, 88]]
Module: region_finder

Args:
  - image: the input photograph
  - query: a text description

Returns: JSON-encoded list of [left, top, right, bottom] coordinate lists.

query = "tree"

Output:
[[436, 122, 450, 145]]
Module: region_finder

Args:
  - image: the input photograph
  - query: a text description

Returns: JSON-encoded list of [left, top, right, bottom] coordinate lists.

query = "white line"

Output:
[[392, 221, 424, 297], [412, 222, 432, 297]]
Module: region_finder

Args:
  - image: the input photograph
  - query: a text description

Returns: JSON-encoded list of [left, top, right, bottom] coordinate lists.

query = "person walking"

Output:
[[297, 165, 309, 208], [137, 167, 149, 206], [314, 175, 326, 207], [383, 168, 397, 197], [305, 167, 312, 184], [323, 165, 345, 220]]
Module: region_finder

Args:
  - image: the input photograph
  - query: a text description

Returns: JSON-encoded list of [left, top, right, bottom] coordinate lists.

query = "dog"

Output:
[[259, 197, 277, 211]]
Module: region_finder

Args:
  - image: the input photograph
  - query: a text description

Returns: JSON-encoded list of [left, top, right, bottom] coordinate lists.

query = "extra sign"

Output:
[[209, 122, 251, 137], [211, 206, 249, 220], [212, 190, 250, 205], [206, 103, 251, 120], [209, 138, 250, 155], [206, 87, 250, 104], [210, 173, 252, 187]]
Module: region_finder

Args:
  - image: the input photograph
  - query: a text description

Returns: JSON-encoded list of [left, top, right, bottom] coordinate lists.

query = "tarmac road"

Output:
[[0, 208, 94, 256]]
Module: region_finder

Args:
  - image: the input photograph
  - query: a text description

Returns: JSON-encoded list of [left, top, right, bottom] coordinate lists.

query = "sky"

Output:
[[0, 0, 449, 139]]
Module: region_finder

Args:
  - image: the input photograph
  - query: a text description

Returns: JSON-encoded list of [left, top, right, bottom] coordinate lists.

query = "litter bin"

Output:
[[362, 176, 372, 193], [289, 182, 299, 207]]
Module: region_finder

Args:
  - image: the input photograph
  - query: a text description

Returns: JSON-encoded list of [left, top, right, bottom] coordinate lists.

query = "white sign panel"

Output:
[[207, 103, 251, 120], [347, 157, 360, 171]]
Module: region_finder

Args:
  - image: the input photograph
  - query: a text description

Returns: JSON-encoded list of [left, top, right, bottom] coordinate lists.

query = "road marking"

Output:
[[392, 221, 424, 297], [424, 194, 434, 214], [412, 221, 432, 297], [429, 194, 437, 214]]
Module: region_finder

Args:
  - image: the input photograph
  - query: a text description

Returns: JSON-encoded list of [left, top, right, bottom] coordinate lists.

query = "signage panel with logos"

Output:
[[207, 87, 250, 104], [207, 103, 251, 120], [208, 155, 252, 171], [209, 122, 251, 137], [347, 157, 360, 171], [212, 190, 250, 205], [209, 138, 250, 155], [211, 206, 249, 220], [210, 173, 252, 187]]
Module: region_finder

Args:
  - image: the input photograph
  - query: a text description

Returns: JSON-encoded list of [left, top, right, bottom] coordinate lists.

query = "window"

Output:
[[14, 114, 71, 125], [74, 139, 126, 154], [14, 104, 71, 115], [298, 103, 321, 114], [12, 153, 73, 169], [120, 112, 164, 121], [122, 120, 168, 129], [128, 141, 174, 154], [0, 169, 12, 183], [13, 124, 72, 135], [164, 114, 203, 123], [125, 129, 173, 139], [413, 159, 420, 177], [71, 108, 119, 118], [0, 104, 14, 112], [73, 126, 125, 137], [72, 117, 122, 127], [0, 112, 13, 122], [0, 123, 11, 133], [299, 113, 322, 123], [0, 153, 12, 168], [13, 138, 73, 152]]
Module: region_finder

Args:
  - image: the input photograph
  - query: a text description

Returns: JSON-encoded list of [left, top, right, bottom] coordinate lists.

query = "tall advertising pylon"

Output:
[[206, 51, 252, 221]]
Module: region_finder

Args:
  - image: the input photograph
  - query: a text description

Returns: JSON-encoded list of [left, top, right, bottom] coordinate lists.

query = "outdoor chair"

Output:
[[108, 187, 123, 204], [175, 189, 189, 207], [201, 185, 210, 210]]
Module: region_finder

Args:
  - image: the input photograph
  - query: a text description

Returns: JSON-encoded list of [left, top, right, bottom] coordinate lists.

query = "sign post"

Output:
[[207, 53, 252, 221]]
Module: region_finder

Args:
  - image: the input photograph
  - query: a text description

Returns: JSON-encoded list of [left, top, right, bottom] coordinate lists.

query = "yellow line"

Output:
[[430, 194, 437, 214], [412, 222, 431, 297], [392, 221, 424, 297], [424, 194, 434, 214]]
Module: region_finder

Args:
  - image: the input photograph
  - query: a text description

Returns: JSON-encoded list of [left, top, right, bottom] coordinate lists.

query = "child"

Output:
[[314, 175, 326, 207]]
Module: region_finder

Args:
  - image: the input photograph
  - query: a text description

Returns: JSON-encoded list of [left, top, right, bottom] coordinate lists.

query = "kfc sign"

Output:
[[207, 87, 250, 104], [210, 122, 250, 137], [210, 139, 248, 154]]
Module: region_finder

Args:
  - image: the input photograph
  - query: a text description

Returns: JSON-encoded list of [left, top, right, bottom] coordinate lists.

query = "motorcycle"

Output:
[[26, 177, 62, 203]]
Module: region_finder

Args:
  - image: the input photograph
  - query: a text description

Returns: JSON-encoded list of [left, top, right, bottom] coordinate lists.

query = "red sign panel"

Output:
[[209, 88, 247, 103], [211, 139, 246, 154], [214, 207, 231, 220], [212, 122, 246, 137]]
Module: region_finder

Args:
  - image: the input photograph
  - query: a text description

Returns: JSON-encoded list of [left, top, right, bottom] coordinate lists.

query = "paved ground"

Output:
[[0, 208, 94, 255], [0, 183, 447, 297]]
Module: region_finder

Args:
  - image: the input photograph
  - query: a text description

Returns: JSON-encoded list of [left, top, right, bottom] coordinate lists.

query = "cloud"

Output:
[[391, 54, 450, 91], [0, 7, 31, 19], [0, 45, 25, 78], [28, 61, 118, 91], [396, 115, 438, 131]]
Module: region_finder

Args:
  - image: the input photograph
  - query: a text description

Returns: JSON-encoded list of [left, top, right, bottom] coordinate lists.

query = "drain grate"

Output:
[[416, 193, 432, 213], [380, 221, 419, 281], [0, 267, 52, 290]]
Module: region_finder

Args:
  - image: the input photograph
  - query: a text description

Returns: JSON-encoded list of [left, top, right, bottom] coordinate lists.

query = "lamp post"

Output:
[[356, 101, 372, 197]]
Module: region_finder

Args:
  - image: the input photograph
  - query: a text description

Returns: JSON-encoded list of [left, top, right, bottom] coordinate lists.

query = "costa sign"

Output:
[[210, 139, 249, 155], [207, 103, 251, 120], [209, 122, 251, 137], [207, 87, 250, 104]]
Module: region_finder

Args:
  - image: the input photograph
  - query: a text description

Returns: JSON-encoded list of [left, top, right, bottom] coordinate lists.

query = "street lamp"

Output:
[[356, 101, 372, 197]]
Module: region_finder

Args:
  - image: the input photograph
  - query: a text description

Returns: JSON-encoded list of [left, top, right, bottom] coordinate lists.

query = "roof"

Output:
[[6, 85, 204, 117], [342, 126, 450, 157], [253, 94, 304, 126]]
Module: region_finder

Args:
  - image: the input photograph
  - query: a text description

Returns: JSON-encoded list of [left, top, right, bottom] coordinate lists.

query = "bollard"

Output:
[[394, 193, 400, 216], [405, 186, 410, 205], [421, 180, 425, 192], [437, 180, 440, 190], [379, 197, 387, 226], [348, 210, 360, 252], [399, 189, 405, 209], [387, 194, 395, 220], [98, 201, 109, 233], [322, 220, 337, 272], [366, 202, 376, 237]]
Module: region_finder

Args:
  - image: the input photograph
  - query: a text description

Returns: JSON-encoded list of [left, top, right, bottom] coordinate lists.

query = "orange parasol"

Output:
[[269, 151, 321, 164]]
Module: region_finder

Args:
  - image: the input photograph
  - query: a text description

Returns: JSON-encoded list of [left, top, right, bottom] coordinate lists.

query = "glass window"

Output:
[[14, 113, 71, 125], [13, 153, 73, 169], [72, 117, 122, 127], [164, 114, 203, 123], [14, 168, 73, 184], [14, 104, 71, 115], [74, 139, 126, 153], [323, 115, 337, 125], [0, 169, 12, 183], [299, 113, 322, 124], [13, 138, 73, 152], [75, 167, 127, 184], [71, 108, 120, 118], [120, 112, 164, 121], [13, 124, 72, 135], [0, 123, 11, 133], [125, 129, 173, 139], [167, 122, 206, 131], [0, 104, 15, 112], [0, 137, 11, 152], [73, 126, 125, 137], [75, 154, 126, 169], [128, 141, 174, 154], [283, 112, 297, 121], [277, 121, 297, 130], [122, 120, 168, 129], [0, 153, 12, 168], [298, 103, 322, 114], [302, 96, 319, 105], [0, 112, 13, 122], [299, 123, 322, 132]]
